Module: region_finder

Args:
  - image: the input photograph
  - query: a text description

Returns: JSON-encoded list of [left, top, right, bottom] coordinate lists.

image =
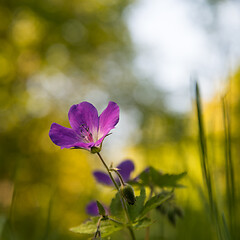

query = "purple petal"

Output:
[[98, 102, 119, 139], [93, 134, 108, 148], [86, 201, 99, 216], [86, 201, 110, 216], [49, 123, 81, 149], [117, 160, 135, 182], [68, 102, 99, 141], [74, 142, 93, 150], [93, 171, 113, 185]]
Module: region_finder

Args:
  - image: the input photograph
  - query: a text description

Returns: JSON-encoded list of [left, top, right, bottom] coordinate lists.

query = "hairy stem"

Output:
[[94, 216, 103, 238], [110, 168, 125, 186], [96, 153, 136, 240]]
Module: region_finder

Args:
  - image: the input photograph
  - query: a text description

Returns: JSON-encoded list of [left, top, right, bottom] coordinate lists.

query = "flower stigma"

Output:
[[79, 124, 94, 142]]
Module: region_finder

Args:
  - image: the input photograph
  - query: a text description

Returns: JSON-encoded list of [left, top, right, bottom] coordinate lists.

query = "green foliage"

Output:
[[0, 215, 6, 238], [195, 82, 237, 240], [139, 191, 173, 219], [70, 217, 124, 238], [153, 189, 184, 226], [70, 215, 153, 239], [136, 166, 187, 188], [128, 187, 146, 221], [132, 217, 152, 230], [71, 183, 176, 239], [96, 201, 106, 217], [222, 97, 237, 239], [110, 192, 124, 220], [121, 184, 136, 205], [155, 172, 187, 188]]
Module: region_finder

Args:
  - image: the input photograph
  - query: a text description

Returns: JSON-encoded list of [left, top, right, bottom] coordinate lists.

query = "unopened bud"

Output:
[[91, 146, 101, 154], [121, 184, 136, 205]]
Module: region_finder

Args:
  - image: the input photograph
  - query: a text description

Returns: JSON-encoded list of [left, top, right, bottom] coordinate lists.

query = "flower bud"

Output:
[[91, 146, 101, 154], [121, 184, 136, 205]]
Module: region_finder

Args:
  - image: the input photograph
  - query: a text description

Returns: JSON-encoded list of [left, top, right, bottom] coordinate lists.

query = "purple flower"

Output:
[[93, 160, 135, 185], [49, 101, 119, 152], [86, 201, 109, 216]]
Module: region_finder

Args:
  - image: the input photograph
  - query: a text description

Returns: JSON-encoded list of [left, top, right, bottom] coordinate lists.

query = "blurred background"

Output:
[[0, 0, 240, 239]]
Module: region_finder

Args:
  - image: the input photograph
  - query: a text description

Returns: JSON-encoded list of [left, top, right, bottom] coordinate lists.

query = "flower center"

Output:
[[79, 124, 94, 142]]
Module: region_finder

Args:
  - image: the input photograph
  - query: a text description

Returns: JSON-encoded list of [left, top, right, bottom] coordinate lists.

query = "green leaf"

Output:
[[110, 192, 124, 220], [152, 172, 187, 188], [136, 168, 151, 186], [70, 217, 124, 238], [138, 167, 187, 188], [128, 187, 146, 221], [139, 192, 173, 218], [133, 217, 153, 230], [96, 201, 106, 216]]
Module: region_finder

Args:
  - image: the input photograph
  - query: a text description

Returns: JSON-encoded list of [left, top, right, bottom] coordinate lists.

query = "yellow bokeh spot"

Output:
[[11, 9, 44, 47]]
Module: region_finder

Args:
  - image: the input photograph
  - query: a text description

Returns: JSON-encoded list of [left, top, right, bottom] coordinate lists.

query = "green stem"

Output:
[[108, 217, 124, 225], [110, 168, 125, 186], [94, 216, 103, 238], [96, 153, 136, 240], [96, 153, 119, 190], [145, 186, 154, 240]]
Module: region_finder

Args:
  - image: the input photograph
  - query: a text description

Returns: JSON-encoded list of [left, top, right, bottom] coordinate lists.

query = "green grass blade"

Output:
[[195, 82, 214, 213], [222, 97, 236, 239], [195, 82, 223, 240], [222, 213, 231, 240]]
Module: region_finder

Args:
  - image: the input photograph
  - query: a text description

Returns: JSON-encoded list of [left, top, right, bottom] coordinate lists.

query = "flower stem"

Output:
[[96, 153, 136, 240], [145, 186, 154, 240], [110, 168, 125, 186], [94, 216, 102, 238]]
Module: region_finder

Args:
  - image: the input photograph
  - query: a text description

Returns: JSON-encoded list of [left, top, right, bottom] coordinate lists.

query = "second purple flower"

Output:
[[93, 160, 135, 185]]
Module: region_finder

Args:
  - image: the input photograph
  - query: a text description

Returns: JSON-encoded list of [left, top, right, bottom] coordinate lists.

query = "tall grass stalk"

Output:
[[195, 82, 225, 240], [195, 83, 215, 213], [42, 194, 54, 240], [222, 97, 236, 239]]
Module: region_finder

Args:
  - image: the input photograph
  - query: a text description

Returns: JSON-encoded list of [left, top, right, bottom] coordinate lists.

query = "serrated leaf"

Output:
[[138, 167, 187, 188], [136, 168, 151, 185], [152, 171, 187, 188], [70, 217, 124, 238], [133, 217, 153, 230], [139, 192, 172, 218], [96, 201, 106, 216], [110, 192, 124, 220], [128, 187, 146, 221]]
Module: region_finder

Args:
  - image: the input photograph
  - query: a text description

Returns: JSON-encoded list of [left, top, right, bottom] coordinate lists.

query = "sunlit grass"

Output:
[[195, 81, 239, 240]]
